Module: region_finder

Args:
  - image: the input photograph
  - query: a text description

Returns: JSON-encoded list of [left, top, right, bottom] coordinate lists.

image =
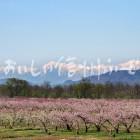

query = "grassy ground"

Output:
[[0, 128, 139, 140]]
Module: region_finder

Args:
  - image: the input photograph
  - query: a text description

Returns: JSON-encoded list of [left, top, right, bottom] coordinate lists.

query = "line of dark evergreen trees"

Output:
[[0, 78, 140, 99]]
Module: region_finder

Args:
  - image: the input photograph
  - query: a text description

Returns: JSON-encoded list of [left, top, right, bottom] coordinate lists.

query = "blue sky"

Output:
[[0, 0, 140, 64]]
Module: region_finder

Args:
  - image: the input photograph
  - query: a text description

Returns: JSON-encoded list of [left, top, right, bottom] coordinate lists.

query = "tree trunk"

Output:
[[66, 124, 71, 131], [96, 125, 101, 132], [126, 128, 130, 133], [115, 128, 119, 134], [55, 126, 58, 131]]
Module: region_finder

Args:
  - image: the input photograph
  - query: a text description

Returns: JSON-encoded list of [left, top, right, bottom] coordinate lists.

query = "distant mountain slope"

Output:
[[1, 70, 140, 86], [88, 70, 140, 84], [0, 79, 7, 85], [64, 70, 140, 85], [0, 69, 81, 85]]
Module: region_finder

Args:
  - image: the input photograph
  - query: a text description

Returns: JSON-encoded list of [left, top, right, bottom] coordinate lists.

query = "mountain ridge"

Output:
[[64, 70, 140, 85]]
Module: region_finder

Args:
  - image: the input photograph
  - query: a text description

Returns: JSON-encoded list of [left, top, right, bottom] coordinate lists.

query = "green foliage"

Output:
[[0, 78, 140, 98], [5, 78, 30, 97], [0, 128, 139, 140]]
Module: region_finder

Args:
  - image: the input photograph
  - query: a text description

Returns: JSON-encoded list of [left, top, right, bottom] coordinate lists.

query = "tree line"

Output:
[[0, 78, 140, 98]]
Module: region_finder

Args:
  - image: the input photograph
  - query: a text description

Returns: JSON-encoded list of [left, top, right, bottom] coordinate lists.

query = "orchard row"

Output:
[[0, 98, 139, 135]]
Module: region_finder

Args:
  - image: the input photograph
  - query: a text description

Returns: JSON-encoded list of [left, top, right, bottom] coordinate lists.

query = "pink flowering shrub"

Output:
[[0, 98, 139, 134]]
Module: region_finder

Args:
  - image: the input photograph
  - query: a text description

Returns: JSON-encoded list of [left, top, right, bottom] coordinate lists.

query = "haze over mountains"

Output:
[[0, 60, 140, 85], [65, 70, 140, 85], [0, 70, 81, 85]]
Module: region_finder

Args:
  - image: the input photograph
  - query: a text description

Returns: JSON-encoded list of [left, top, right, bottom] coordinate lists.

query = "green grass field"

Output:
[[0, 128, 139, 140]]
